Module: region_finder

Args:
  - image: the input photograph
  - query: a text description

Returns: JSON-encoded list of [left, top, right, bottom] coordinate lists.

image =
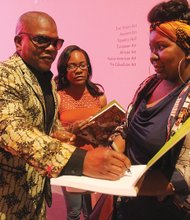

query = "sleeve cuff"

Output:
[[59, 148, 87, 176]]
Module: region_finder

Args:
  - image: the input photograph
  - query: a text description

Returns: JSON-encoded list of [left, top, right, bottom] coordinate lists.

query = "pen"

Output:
[[111, 141, 132, 175]]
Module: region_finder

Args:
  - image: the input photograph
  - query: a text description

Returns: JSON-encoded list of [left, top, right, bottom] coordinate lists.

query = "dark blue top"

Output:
[[126, 83, 185, 165]]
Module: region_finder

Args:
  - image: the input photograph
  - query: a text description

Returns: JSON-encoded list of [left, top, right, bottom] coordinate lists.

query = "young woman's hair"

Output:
[[148, 0, 190, 24], [56, 45, 104, 97]]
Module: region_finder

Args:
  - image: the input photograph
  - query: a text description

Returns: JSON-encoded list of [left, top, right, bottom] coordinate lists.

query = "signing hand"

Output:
[[83, 147, 131, 180]]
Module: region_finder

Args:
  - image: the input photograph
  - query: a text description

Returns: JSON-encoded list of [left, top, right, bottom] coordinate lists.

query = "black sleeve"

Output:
[[59, 148, 87, 176]]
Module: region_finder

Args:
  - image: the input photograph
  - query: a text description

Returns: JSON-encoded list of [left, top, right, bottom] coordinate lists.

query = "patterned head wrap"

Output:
[[150, 20, 190, 55]]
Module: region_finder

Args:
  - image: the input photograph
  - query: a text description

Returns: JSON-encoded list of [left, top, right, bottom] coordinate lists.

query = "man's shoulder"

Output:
[[0, 53, 26, 78], [0, 53, 22, 69]]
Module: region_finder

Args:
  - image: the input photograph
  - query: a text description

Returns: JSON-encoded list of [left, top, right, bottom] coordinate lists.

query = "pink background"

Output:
[[1, 1, 179, 219], [1, 0, 162, 108]]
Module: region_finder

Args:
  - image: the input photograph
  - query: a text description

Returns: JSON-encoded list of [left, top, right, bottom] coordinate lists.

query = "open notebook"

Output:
[[51, 117, 190, 196]]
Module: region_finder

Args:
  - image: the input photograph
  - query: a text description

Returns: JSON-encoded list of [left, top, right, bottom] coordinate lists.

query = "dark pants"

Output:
[[112, 196, 190, 220]]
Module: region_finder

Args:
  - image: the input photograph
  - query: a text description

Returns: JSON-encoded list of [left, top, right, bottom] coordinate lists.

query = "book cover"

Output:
[[51, 116, 190, 196], [77, 100, 126, 146]]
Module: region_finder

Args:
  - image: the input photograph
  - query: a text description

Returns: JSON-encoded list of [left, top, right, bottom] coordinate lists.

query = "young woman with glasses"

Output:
[[55, 45, 113, 220]]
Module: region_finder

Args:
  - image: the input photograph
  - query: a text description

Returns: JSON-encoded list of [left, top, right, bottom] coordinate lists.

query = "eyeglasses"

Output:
[[67, 63, 88, 71], [19, 32, 64, 50]]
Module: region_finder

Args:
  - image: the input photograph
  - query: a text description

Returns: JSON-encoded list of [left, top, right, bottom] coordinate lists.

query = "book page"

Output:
[[51, 165, 146, 196], [89, 100, 126, 121]]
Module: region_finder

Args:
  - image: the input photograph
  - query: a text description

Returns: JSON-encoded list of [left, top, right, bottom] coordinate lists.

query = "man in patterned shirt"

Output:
[[0, 11, 130, 219]]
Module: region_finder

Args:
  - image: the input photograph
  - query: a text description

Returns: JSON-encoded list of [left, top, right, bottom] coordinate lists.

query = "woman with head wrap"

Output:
[[111, 0, 190, 219]]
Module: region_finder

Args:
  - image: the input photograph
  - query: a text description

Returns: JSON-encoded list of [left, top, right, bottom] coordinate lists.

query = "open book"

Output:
[[51, 116, 190, 196], [77, 100, 126, 146]]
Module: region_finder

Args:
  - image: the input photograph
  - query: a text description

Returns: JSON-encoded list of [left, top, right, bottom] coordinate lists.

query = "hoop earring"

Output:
[[178, 57, 187, 84], [148, 63, 154, 76], [148, 63, 151, 76]]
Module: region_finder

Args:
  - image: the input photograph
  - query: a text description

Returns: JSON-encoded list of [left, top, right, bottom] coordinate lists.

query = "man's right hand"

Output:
[[83, 147, 131, 180]]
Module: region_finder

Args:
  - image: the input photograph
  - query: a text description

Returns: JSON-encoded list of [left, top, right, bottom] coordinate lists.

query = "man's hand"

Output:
[[83, 147, 131, 180]]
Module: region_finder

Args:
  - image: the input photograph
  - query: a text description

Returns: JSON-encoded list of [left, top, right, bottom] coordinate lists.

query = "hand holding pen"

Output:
[[111, 141, 132, 175], [83, 146, 131, 180]]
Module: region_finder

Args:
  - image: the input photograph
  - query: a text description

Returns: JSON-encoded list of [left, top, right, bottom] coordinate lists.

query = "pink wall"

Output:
[[1, 0, 161, 108]]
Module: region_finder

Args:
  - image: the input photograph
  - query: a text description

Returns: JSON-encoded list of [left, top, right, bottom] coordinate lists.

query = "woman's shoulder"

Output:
[[99, 94, 107, 108]]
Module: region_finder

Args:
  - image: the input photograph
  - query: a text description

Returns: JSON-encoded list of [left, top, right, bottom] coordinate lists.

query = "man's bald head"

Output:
[[15, 11, 57, 35], [14, 11, 61, 72]]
